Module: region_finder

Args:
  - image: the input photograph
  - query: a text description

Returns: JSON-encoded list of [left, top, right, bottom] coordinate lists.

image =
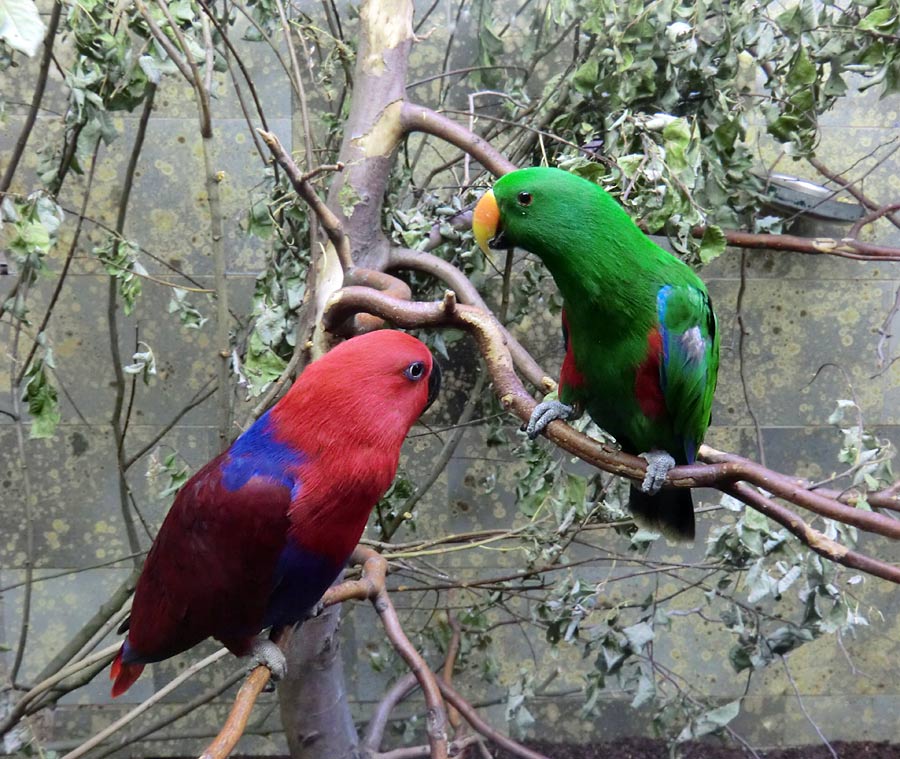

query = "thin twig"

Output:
[[0, 0, 63, 195], [61, 648, 229, 759], [781, 656, 839, 759]]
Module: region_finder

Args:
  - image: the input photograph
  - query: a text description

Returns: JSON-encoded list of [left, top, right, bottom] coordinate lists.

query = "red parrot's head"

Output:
[[272, 330, 440, 452]]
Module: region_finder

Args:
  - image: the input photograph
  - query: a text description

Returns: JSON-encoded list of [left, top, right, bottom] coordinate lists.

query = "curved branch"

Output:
[[387, 247, 547, 389], [400, 102, 516, 178], [322, 288, 900, 581], [363, 672, 418, 753], [436, 680, 552, 759], [721, 482, 900, 583], [197, 663, 278, 759]]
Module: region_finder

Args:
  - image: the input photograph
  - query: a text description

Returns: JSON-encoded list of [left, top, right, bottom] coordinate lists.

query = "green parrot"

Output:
[[473, 167, 719, 540]]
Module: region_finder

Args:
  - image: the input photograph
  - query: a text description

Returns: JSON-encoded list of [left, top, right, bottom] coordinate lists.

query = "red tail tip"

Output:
[[110, 647, 145, 697]]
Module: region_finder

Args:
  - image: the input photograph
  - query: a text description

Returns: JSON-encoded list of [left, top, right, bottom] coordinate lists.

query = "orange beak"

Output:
[[472, 189, 499, 256]]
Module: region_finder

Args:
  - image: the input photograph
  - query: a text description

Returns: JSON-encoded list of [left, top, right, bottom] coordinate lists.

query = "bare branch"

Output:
[[258, 129, 353, 271], [62, 649, 229, 759], [401, 102, 516, 178], [673, 225, 900, 261], [202, 548, 448, 759], [363, 672, 418, 752], [0, 0, 63, 195], [849, 201, 900, 239], [436, 679, 552, 759], [387, 247, 546, 388], [133, 0, 196, 84]]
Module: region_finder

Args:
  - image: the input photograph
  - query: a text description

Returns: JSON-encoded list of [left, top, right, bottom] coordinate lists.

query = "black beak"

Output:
[[487, 227, 512, 250], [425, 359, 441, 411]]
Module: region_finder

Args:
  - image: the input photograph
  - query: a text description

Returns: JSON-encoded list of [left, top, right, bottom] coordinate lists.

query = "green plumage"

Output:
[[489, 167, 720, 539]]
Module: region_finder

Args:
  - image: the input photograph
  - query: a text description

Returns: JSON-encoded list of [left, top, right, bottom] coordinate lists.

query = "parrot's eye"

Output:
[[517, 191, 533, 207], [404, 361, 426, 381]]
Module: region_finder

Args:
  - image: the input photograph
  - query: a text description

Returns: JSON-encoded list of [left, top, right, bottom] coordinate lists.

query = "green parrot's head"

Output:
[[472, 167, 601, 260]]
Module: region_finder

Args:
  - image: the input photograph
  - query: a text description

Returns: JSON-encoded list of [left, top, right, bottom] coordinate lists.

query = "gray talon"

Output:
[[639, 450, 676, 495], [526, 400, 574, 439], [250, 638, 287, 681]]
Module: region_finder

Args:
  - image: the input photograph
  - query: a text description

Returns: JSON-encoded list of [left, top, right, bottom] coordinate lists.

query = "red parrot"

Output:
[[110, 330, 440, 696]]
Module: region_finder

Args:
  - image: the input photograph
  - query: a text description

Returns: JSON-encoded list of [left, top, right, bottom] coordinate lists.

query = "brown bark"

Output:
[[278, 1, 419, 756], [279, 603, 362, 759]]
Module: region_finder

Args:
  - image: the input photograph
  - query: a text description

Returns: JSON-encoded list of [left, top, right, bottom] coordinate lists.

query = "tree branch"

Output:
[[258, 130, 352, 270], [401, 102, 516, 178], [322, 288, 900, 582], [387, 247, 546, 389], [436, 680, 552, 759], [62, 648, 229, 759], [0, 0, 63, 196], [201, 547, 449, 759]]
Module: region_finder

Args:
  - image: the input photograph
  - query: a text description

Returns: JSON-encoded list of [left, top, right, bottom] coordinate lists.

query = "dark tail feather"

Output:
[[110, 646, 145, 697], [628, 485, 695, 541]]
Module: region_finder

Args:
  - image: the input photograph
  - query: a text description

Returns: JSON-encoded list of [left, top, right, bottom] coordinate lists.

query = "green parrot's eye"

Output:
[[517, 192, 533, 207]]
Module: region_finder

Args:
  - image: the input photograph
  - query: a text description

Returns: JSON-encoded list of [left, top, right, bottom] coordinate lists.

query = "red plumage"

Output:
[[634, 328, 666, 419], [111, 330, 438, 696], [558, 309, 586, 392]]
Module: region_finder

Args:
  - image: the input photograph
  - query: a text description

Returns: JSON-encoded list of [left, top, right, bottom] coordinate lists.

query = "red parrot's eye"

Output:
[[404, 361, 426, 381], [517, 192, 533, 207]]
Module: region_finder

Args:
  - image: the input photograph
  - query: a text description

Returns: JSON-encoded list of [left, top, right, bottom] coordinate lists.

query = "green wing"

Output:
[[657, 283, 719, 462]]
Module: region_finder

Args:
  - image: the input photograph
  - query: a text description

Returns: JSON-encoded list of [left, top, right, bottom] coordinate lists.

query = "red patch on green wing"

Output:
[[635, 328, 666, 419], [559, 310, 586, 392]]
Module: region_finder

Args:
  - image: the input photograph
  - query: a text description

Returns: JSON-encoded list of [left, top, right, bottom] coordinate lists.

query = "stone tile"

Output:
[[734, 277, 893, 427], [0, 424, 210, 567], [0, 567, 134, 692]]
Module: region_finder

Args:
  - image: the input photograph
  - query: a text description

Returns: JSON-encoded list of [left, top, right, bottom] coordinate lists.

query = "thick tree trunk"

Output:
[[324, 0, 414, 270], [278, 602, 361, 759], [279, 1, 415, 756]]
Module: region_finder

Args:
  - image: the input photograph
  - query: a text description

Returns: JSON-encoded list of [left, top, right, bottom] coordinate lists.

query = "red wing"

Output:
[[127, 454, 292, 661]]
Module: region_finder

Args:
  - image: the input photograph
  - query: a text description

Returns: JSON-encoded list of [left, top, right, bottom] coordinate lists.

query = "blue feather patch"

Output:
[[262, 541, 342, 628], [221, 410, 305, 493]]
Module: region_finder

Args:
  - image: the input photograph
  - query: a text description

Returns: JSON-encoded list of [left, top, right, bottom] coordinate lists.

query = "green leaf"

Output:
[[0, 0, 45, 56], [678, 699, 741, 741], [573, 59, 599, 94], [858, 6, 896, 31], [786, 47, 816, 88], [699, 224, 726, 263], [22, 356, 60, 439], [662, 117, 691, 170]]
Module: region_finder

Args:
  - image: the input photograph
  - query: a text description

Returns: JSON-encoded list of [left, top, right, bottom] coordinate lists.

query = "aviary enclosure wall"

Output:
[[1, 0, 900, 755]]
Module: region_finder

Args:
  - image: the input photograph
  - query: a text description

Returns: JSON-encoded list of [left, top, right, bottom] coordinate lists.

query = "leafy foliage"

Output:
[[21, 347, 60, 439]]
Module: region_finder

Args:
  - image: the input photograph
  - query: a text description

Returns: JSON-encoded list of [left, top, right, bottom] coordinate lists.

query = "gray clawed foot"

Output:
[[526, 400, 575, 439], [250, 638, 287, 683], [639, 450, 676, 495]]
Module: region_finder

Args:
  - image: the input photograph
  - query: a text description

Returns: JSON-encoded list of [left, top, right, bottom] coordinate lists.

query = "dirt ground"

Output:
[[495, 737, 899, 758]]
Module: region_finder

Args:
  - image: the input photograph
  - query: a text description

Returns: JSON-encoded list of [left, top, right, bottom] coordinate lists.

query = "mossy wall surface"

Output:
[[1, 1, 899, 755]]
